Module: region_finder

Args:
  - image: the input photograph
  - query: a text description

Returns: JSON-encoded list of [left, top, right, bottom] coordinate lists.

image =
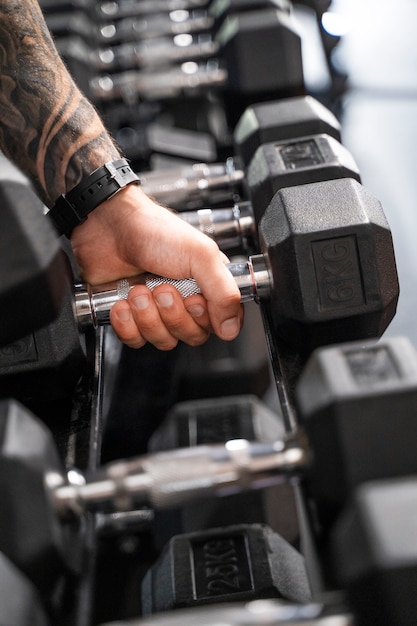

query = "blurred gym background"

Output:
[[321, 0, 417, 344]]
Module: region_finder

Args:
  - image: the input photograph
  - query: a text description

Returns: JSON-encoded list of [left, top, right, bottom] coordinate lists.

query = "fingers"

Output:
[[188, 241, 244, 342], [110, 284, 211, 350]]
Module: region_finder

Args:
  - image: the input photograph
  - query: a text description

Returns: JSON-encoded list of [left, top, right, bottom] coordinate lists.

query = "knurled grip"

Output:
[[144, 274, 201, 298], [74, 254, 270, 330]]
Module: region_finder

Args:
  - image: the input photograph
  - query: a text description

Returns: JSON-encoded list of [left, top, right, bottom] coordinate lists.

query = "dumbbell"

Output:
[[0, 397, 296, 607], [141, 523, 311, 615], [0, 397, 344, 624], [0, 91, 346, 404], [136, 95, 346, 230], [3, 176, 396, 406], [0, 398, 287, 593], [295, 335, 417, 534], [332, 476, 417, 626], [51, 177, 400, 361], [148, 394, 285, 451], [91, 1, 289, 71], [40, 0, 211, 18], [95, 0, 291, 44], [73, 178, 397, 354], [54, 336, 417, 546], [155, 130, 360, 253], [97, 9, 214, 44], [245, 132, 361, 225], [97, 0, 291, 22], [234, 95, 342, 166], [48, 1, 283, 75], [132, 96, 347, 416], [44, 2, 216, 44], [0, 179, 68, 348], [91, 32, 221, 73], [97, 0, 212, 20], [147, 395, 296, 546], [0, 399, 82, 600], [89, 9, 304, 108], [8, 338, 415, 603], [0, 283, 87, 405], [139, 158, 246, 210], [129, 94, 342, 206]]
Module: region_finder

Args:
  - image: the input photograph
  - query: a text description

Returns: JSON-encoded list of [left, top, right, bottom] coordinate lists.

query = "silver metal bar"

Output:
[[99, 12, 214, 44], [90, 62, 227, 101], [139, 159, 245, 209], [98, 0, 210, 20], [74, 253, 271, 331], [94, 35, 219, 70], [180, 202, 255, 250], [53, 435, 308, 517]]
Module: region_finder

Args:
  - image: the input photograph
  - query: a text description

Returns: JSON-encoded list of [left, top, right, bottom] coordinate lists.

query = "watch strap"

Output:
[[48, 158, 140, 237]]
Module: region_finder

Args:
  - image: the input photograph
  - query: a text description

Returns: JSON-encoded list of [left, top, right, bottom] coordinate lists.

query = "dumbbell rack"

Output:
[[1, 1, 413, 625]]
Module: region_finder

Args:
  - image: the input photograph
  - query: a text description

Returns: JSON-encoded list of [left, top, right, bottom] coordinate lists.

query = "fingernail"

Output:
[[133, 294, 150, 310], [186, 303, 205, 318], [155, 292, 174, 308], [116, 307, 130, 322], [220, 317, 240, 339]]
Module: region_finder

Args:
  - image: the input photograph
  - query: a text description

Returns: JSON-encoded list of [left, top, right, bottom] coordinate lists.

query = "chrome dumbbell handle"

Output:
[[98, 0, 210, 20], [95, 36, 220, 71], [180, 202, 255, 250], [54, 434, 307, 516], [90, 62, 227, 101], [74, 254, 271, 331], [138, 159, 244, 209], [99, 12, 214, 44]]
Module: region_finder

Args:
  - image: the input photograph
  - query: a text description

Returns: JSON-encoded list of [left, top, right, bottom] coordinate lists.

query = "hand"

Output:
[[70, 184, 244, 350]]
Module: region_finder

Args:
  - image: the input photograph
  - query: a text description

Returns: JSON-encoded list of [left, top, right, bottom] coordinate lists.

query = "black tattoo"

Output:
[[0, 1, 119, 205]]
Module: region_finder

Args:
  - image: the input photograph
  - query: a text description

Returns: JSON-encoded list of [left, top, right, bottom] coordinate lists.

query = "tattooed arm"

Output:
[[0, 1, 119, 203], [0, 1, 243, 350]]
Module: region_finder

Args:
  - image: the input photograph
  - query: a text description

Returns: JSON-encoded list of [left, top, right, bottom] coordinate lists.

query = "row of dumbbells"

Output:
[[0, 5, 405, 623], [0, 90, 406, 625], [0, 94, 398, 408], [39, 0, 309, 166], [3, 329, 417, 626], [40, 0, 303, 97], [39, 0, 344, 172], [83, 71, 404, 620]]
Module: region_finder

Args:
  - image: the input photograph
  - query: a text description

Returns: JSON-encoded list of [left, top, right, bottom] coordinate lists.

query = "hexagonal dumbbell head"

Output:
[[0, 180, 67, 347], [258, 178, 399, 353], [234, 96, 341, 166], [247, 133, 361, 224], [296, 336, 417, 533], [0, 399, 73, 597], [141, 524, 311, 614], [217, 9, 304, 95], [332, 476, 417, 626]]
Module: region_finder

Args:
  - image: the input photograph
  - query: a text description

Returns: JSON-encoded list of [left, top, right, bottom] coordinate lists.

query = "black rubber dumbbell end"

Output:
[[0, 180, 67, 347], [258, 178, 399, 354]]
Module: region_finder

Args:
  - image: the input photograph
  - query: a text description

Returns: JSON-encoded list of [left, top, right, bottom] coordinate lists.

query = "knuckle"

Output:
[[165, 316, 187, 333], [186, 331, 210, 347], [156, 338, 179, 351]]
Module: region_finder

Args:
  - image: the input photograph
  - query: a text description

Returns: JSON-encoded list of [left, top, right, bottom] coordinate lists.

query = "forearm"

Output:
[[0, 0, 119, 206]]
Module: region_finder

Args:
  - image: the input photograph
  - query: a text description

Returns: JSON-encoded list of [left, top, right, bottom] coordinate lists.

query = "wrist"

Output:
[[47, 158, 140, 237]]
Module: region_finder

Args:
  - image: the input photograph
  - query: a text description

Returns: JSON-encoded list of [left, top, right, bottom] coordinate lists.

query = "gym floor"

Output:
[[333, 0, 417, 345]]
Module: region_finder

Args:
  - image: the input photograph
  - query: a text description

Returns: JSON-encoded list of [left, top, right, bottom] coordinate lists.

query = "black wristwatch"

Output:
[[48, 158, 140, 237]]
